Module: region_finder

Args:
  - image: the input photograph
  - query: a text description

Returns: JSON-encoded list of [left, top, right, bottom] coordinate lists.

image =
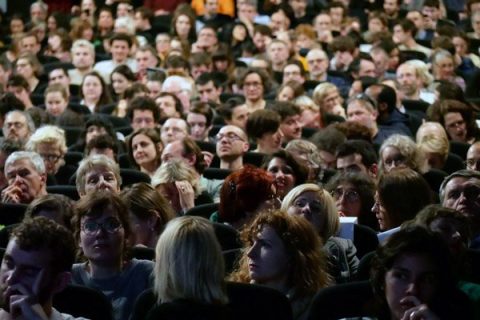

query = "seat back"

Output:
[[204, 168, 232, 180], [47, 185, 80, 200], [353, 224, 379, 260], [53, 284, 113, 320], [0, 204, 27, 225], [184, 203, 219, 219]]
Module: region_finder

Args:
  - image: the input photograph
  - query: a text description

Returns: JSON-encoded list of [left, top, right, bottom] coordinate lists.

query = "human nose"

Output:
[[6, 268, 19, 286], [405, 281, 418, 296], [247, 242, 258, 259], [371, 202, 378, 214]]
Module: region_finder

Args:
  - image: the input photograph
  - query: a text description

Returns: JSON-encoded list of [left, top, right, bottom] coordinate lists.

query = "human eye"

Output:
[[391, 269, 408, 281], [87, 176, 98, 184]]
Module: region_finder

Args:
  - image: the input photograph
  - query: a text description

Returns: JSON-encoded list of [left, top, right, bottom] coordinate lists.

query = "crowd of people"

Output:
[[0, 0, 479, 319]]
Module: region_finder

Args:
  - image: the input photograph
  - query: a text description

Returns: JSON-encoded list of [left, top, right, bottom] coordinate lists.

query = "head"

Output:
[[75, 155, 122, 197], [336, 140, 378, 177], [81, 115, 117, 147], [268, 101, 303, 143], [215, 125, 249, 163], [0, 217, 75, 314], [246, 109, 283, 155], [2, 110, 35, 144], [126, 128, 163, 171], [440, 170, 480, 223], [25, 194, 74, 229], [373, 168, 432, 230], [127, 96, 160, 131], [44, 84, 69, 117], [282, 183, 339, 241], [186, 102, 214, 141], [71, 40, 95, 71], [85, 134, 119, 161], [110, 64, 135, 97], [378, 134, 427, 174], [431, 49, 456, 81], [313, 83, 342, 113], [346, 97, 378, 132], [306, 48, 330, 79], [109, 33, 133, 64], [160, 118, 188, 145], [240, 68, 269, 104], [4, 151, 47, 204], [25, 125, 67, 175], [154, 216, 227, 304], [161, 137, 206, 175], [219, 97, 249, 131], [466, 142, 480, 171], [80, 71, 112, 110], [156, 92, 183, 120]]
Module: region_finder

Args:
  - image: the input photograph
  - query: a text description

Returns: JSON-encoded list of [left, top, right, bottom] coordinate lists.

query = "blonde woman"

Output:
[[378, 134, 428, 174], [312, 83, 346, 127]]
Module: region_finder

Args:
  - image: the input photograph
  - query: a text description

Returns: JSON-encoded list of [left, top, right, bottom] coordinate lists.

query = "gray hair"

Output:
[[439, 169, 480, 203], [75, 155, 122, 195], [5, 151, 46, 175], [151, 159, 201, 196], [2, 110, 36, 137]]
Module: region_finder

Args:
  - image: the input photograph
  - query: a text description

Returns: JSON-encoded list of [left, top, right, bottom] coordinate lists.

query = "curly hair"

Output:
[[229, 210, 331, 300], [378, 134, 428, 174]]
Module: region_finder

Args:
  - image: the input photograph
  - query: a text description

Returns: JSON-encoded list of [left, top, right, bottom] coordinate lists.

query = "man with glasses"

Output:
[[216, 125, 249, 171], [1, 151, 48, 204], [2, 111, 35, 146], [440, 170, 480, 249]]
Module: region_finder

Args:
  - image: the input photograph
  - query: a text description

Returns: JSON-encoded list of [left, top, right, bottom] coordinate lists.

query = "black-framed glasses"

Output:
[[81, 217, 123, 235], [331, 188, 360, 202], [40, 154, 62, 163]]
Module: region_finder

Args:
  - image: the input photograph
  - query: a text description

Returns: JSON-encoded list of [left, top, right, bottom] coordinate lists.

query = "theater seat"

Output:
[[0, 203, 27, 226]]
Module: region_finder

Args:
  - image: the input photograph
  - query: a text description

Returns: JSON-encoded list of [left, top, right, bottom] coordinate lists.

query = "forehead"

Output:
[[7, 158, 36, 171], [445, 177, 480, 190], [86, 165, 115, 177], [398, 64, 416, 75], [284, 64, 301, 72], [112, 40, 129, 47], [133, 109, 154, 117], [338, 153, 363, 166], [187, 113, 207, 122], [6, 112, 27, 122], [348, 100, 370, 112], [5, 238, 52, 267], [164, 119, 186, 128], [50, 69, 66, 77], [467, 144, 480, 158], [163, 141, 183, 155], [220, 125, 243, 135]]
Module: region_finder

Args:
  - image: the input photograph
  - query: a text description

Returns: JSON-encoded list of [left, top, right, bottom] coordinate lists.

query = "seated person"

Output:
[[75, 155, 122, 198]]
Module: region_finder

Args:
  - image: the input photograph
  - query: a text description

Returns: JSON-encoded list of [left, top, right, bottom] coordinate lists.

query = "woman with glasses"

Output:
[[126, 128, 163, 178], [72, 192, 154, 320], [282, 183, 359, 283], [326, 171, 378, 231], [25, 125, 72, 185], [378, 134, 428, 175], [240, 68, 270, 112]]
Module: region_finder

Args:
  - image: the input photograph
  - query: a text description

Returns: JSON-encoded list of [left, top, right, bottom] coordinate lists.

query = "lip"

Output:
[[248, 263, 257, 270]]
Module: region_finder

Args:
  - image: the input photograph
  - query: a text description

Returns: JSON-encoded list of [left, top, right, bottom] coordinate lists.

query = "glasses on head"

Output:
[[293, 198, 323, 213], [216, 132, 244, 142], [465, 159, 480, 170], [81, 217, 123, 235], [354, 93, 377, 109], [331, 188, 360, 202], [40, 153, 62, 163]]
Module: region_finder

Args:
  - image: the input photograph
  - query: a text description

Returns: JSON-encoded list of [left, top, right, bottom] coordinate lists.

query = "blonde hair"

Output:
[[416, 122, 449, 161], [281, 183, 339, 240], [151, 159, 201, 196], [71, 39, 95, 56], [154, 216, 228, 304], [312, 83, 342, 109], [378, 134, 428, 174], [294, 95, 319, 112], [75, 155, 122, 195], [25, 125, 67, 155], [402, 60, 434, 87]]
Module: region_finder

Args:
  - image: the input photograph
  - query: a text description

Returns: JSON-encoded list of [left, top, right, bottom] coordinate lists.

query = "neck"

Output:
[[141, 161, 159, 177], [247, 99, 265, 111], [404, 38, 417, 48], [77, 66, 93, 74], [312, 72, 327, 82], [272, 61, 286, 72], [256, 144, 276, 154], [220, 157, 243, 171], [28, 78, 39, 92]]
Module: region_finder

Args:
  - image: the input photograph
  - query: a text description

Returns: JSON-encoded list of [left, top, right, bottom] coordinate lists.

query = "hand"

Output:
[[400, 296, 440, 320], [175, 181, 195, 213], [1, 185, 22, 204], [7, 270, 49, 320]]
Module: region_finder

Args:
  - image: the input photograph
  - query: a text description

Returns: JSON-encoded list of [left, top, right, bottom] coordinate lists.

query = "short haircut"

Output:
[[127, 96, 160, 124], [423, 0, 440, 8], [75, 155, 122, 195], [7, 74, 30, 91], [85, 134, 119, 158], [5, 151, 45, 175], [336, 140, 377, 168], [189, 52, 212, 67], [395, 18, 417, 37], [195, 72, 217, 87], [157, 92, 184, 116], [71, 39, 94, 56], [45, 83, 69, 100], [217, 97, 246, 121], [154, 216, 227, 304], [136, 6, 154, 23], [439, 170, 480, 203], [25, 194, 74, 229], [267, 101, 301, 121], [246, 109, 281, 140], [11, 216, 75, 274], [109, 32, 133, 47], [189, 101, 214, 127], [329, 35, 356, 53]]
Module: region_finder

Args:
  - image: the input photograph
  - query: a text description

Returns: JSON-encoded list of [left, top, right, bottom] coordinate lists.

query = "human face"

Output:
[[267, 157, 296, 199], [0, 238, 56, 312], [336, 154, 369, 175], [72, 47, 94, 70], [257, 128, 283, 154], [280, 115, 302, 142], [368, 18, 384, 33], [331, 183, 361, 217], [15, 58, 34, 80], [334, 50, 353, 70], [155, 34, 171, 55], [147, 81, 162, 99], [287, 191, 325, 233], [422, 6, 439, 29], [321, 89, 341, 112], [48, 69, 70, 88], [444, 112, 467, 142], [406, 11, 424, 30], [359, 59, 376, 78], [383, 0, 399, 16], [110, 40, 130, 64], [131, 110, 155, 130], [205, 0, 218, 15], [98, 11, 114, 30], [85, 125, 107, 144], [243, 73, 264, 103], [277, 86, 294, 102], [175, 15, 191, 38], [372, 191, 390, 230], [187, 113, 210, 141], [132, 134, 160, 169], [196, 81, 219, 103], [161, 141, 185, 164], [5, 159, 46, 204], [156, 95, 179, 118], [20, 36, 40, 54], [234, 25, 248, 42], [238, 3, 256, 23], [347, 100, 377, 129], [473, 14, 480, 36], [229, 104, 249, 130], [306, 50, 328, 78], [452, 36, 467, 57], [392, 25, 408, 44], [329, 7, 344, 25], [111, 72, 130, 95], [216, 125, 248, 160], [429, 217, 467, 255], [314, 14, 332, 34], [161, 118, 188, 145], [82, 75, 102, 102], [270, 11, 289, 33], [384, 253, 438, 320], [466, 144, 480, 171], [44, 92, 67, 117], [247, 225, 290, 288], [289, 0, 307, 15], [135, 50, 157, 74], [79, 207, 125, 265], [10, 19, 24, 35], [434, 57, 454, 80], [82, 166, 120, 196], [3, 112, 30, 142], [89, 148, 116, 161], [282, 64, 303, 84], [442, 177, 480, 221], [268, 42, 289, 66], [397, 64, 421, 96], [382, 146, 407, 172], [37, 142, 63, 175], [197, 28, 218, 51]]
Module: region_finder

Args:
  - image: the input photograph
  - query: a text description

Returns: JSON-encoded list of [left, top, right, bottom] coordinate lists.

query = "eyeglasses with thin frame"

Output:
[[40, 153, 62, 163], [81, 217, 123, 235], [331, 188, 360, 202], [216, 132, 245, 142]]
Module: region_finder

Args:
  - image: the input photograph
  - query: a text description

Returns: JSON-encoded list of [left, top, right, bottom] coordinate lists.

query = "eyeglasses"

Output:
[[243, 82, 262, 88], [4, 122, 26, 130], [216, 132, 244, 142], [81, 217, 123, 235], [331, 188, 360, 202], [40, 154, 62, 163]]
